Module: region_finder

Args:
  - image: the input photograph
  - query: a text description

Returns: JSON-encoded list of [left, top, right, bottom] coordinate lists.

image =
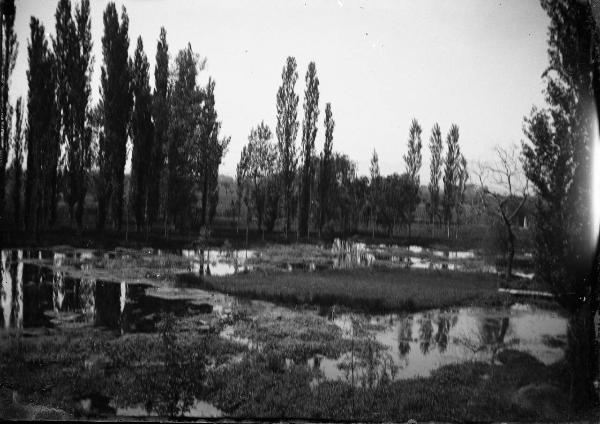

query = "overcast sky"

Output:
[[13, 0, 550, 181]]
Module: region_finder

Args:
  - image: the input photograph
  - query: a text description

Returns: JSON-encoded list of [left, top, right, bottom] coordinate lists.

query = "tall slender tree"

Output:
[[428, 123, 443, 234], [369, 149, 380, 238], [150, 27, 169, 231], [11, 96, 23, 228], [195, 77, 229, 233], [318, 102, 334, 235], [275, 56, 299, 238], [299, 62, 319, 238], [522, 0, 597, 407], [454, 153, 468, 237], [25, 18, 59, 233], [0, 0, 17, 227], [98, 3, 132, 230], [129, 36, 154, 232], [197, 78, 216, 230], [404, 118, 422, 238], [442, 124, 460, 237], [167, 43, 203, 230], [54, 0, 93, 230]]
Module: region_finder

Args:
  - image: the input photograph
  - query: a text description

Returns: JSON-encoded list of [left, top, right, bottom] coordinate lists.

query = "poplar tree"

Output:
[[150, 27, 168, 230], [54, 0, 93, 230], [454, 153, 468, 237], [428, 123, 443, 234], [11, 96, 23, 228], [25, 18, 59, 232], [369, 149, 380, 238], [318, 102, 334, 234], [98, 3, 132, 230], [275, 56, 299, 238], [0, 0, 17, 226], [129, 36, 154, 232], [168, 44, 203, 229], [195, 77, 229, 232], [522, 0, 597, 406], [404, 118, 422, 238], [298, 62, 319, 237], [442, 124, 460, 237]]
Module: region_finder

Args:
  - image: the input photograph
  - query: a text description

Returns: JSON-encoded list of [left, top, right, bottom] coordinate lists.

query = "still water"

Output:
[[1, 248, 563, 416], [0, 249, 239, 334], [308, 305, 566, 382]]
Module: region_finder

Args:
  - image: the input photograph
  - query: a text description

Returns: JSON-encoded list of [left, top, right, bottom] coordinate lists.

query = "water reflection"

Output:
[[2, 250, 13, 329], [314, 306, 567, 381], [331, 239, 375, 268], [182, 249, 255, 276], [115, 399, 223, 418], [330, 239, 534, 278], [0, 250, 230, 334], [397, 316, 413, 358]]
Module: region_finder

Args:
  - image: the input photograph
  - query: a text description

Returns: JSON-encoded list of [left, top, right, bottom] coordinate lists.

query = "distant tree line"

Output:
[[236, 56, 470, 240], [0, 0, 229, 238]]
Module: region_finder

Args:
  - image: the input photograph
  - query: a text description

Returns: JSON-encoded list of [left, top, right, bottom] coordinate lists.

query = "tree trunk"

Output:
[[506, 227, 515, 281], [565, 303, 597, 411], [285, 189, 290, 240]]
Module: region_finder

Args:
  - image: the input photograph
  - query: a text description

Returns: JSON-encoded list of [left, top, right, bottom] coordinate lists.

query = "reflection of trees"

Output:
[[480, 317, 509, 346], [419, 316, 434, 354], [95, 282, 123, 329], [1, 250, 12, 329], [15, 251, 23, 330], [1, 250, 25, 331], [79, 277, 96, 323], [399, 312, 457, 359], [53, 253, 65, 311], [456, 316, 515, 371], [434, 316, 451, 353], [119, 282, 127, 333], [397, 316, 412, 358], [338, 314, 398, 390]]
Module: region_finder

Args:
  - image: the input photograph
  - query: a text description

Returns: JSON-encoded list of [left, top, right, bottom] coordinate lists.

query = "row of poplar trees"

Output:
[[366, 119, 468, 240], [236, 55, 468, 240], [237, 58, 335, 240], [0, 0, 228, 236]]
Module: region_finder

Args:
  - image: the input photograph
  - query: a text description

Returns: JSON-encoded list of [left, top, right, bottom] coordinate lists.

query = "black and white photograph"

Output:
[[0, 0, 599, 421]]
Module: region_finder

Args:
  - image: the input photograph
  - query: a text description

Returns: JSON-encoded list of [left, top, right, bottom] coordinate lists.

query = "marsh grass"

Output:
[[190, 268, 510, 313]]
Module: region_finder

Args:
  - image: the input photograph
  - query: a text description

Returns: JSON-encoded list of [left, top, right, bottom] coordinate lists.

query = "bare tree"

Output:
[[474, 144, 528, 280]]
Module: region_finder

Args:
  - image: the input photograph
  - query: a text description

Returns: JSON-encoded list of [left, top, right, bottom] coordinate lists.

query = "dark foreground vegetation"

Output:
[[0, 311, 595, 422]]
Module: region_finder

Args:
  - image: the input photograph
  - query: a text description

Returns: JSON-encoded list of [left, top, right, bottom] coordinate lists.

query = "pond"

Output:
[[0, 247, 560, 418], [0, 249, 240, 335], [327, 240, 534, 278], [308, 305, 567, 382]]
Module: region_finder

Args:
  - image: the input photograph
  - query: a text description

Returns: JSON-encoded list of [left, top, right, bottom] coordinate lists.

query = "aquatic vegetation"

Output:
[[1, 245, 592, 421], [193, 267, 510, 313]]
